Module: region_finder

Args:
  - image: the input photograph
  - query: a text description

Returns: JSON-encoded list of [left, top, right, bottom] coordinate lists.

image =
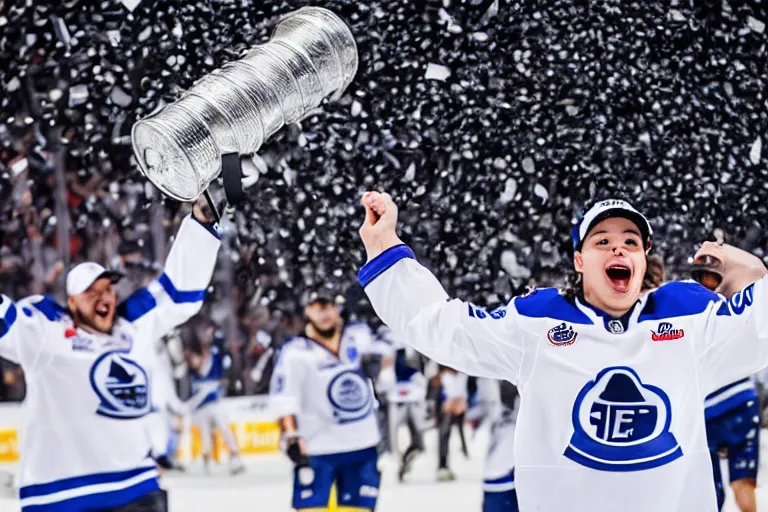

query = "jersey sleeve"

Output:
[[269, 345, 304, 419], [118, 215, 221, 345], [358, 245, 526, 383], [699, 275, 768, 393], [0, 294, 61, 370]]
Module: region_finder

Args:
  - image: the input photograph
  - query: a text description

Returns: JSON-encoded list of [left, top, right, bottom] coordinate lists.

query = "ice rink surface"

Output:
[[3, 428, 768, 511]]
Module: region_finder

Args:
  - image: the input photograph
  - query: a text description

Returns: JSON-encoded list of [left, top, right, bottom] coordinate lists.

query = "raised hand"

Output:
[[694, 241, 767, 297], [359, 191, 404, 261]]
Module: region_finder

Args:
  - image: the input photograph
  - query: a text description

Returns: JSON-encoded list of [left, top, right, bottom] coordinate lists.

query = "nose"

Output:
[[611, 245, 626, 256]]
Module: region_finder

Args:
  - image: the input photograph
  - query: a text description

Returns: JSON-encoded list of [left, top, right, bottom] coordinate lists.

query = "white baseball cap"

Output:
[[66, 262, 123, 297], [572, 199, 653, 251]]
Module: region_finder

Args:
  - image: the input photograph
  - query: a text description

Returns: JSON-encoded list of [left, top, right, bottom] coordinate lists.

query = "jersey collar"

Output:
[[574, 294, 651, 334]]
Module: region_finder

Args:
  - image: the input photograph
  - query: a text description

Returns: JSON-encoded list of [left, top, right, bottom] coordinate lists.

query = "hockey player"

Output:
[[435, 368, 468, 482], [186, 336, 245, 475], [357, 191, 768, 512], [693, 251, 761, 512], [476, 379, 519, 512], [0, 203, 220, 511], [270, 288, 390, 512], [376, 326, 429, 482], [146, 335, 185, 472]]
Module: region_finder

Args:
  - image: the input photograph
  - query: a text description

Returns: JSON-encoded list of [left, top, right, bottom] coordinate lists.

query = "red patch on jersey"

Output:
[[64, 327, 77, 338]]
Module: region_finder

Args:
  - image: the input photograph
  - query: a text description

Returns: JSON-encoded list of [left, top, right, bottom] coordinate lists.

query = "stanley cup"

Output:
[[131, 6, 358, 202]]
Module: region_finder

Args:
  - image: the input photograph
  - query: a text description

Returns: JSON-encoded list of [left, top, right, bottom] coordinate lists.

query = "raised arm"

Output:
[[118, 205, 221, 342], [357, 192, 525, 383], [694, 242, 768, 393]]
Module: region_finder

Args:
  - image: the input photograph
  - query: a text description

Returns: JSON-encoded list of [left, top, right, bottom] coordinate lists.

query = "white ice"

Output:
[[3, 428, 768, 511]]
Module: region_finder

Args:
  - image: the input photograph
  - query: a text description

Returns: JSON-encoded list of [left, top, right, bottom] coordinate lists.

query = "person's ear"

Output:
[[573, 251, 584, 273]]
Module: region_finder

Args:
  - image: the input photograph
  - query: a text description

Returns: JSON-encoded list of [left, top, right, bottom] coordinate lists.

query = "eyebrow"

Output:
[[590, 229, 642, 238]]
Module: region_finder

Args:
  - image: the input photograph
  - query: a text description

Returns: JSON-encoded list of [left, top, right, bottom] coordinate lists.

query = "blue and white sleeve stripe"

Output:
[[20, 466, 159, 511], [357, 244, 416, 288]]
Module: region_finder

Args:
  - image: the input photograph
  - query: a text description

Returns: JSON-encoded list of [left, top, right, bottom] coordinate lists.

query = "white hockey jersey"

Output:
[[358, 244, 768, 512], [269, 323, 388, 455], [0, 215, 220, 511], [377, 327, 427, 404]]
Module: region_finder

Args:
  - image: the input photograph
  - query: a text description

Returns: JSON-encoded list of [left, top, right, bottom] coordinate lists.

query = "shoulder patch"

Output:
[[639, 281, 719, 323], [514, 288, 593, 325]]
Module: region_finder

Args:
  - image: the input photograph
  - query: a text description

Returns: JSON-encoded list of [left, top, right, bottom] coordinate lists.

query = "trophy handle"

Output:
[[222, 153, 246, 207]]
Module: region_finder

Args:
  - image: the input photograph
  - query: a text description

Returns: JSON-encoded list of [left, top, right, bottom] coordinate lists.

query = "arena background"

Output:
[[2, 0, 768, 308]]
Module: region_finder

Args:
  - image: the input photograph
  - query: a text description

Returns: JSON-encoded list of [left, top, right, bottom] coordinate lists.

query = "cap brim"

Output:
[[579, 209, 652, 250], [100, 270, 124, 284]]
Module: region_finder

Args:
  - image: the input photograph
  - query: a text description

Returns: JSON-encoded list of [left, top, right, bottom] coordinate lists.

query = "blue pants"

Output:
[[706, 400, 760, 510], [293, 446, 380, 510], [483, 471, 518, 512]]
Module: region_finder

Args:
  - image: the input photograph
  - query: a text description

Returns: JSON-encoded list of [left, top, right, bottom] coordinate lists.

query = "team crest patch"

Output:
[[547, 322, 578, 346], [327, 369, 372, 424], [651, 322, 685, 342], [89, 351, 150, 419], [564, 366, 682, 472]]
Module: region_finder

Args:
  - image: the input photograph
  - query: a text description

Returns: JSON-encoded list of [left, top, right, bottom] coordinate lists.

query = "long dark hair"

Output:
[[560, 254, 664, 301]]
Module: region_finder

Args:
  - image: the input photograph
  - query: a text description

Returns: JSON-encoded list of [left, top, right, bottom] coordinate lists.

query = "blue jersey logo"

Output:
[[327, 369, 372, 424], [89, 352, 150, 419], [564, 366, 682, 471]]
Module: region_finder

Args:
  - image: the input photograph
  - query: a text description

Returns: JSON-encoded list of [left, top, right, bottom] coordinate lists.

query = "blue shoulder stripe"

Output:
[[638, 281, 719, 323], [31, 296, 67, 322], [118, 288, 157, 322], [0, 301, 17, 339], [513, 288, 593, 325], [158, 273, 207, 303]]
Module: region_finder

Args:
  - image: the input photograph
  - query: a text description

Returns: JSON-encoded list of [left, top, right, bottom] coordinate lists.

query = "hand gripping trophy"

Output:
[[131, 6, 358, 212]]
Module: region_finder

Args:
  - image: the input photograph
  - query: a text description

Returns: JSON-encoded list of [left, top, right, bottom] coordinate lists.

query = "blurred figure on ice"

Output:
[[186, 319, 245, 475], [472, 379, 519, 512], [435, 367, 469, 482], [270, 287, 391, 511], [376, 326, 429, 482], [146, 333, 186, 472]]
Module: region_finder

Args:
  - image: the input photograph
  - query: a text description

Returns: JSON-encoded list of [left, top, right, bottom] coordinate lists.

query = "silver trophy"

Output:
[[131, 6, 358, 203]]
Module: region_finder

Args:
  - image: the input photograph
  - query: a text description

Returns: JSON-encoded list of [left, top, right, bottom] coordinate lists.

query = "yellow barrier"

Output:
[[181, 421, 281, 461], [0, 429, 19, 463], [2, 421, 281, 465]]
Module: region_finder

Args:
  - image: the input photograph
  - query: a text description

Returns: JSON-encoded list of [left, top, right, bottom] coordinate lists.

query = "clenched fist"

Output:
[[359, 191, 404, 262]]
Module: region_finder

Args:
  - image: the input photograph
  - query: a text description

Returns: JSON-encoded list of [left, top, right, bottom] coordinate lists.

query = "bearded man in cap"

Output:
[[0, 203, 220, 512], [269, 287, 392, 512]]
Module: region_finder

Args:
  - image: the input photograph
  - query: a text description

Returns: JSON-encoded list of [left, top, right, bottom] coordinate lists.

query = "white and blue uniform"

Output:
[[359, 244, 768, 512], [704, 377, 761, 510], [188, 347, 240, 462], [0, 215, 220, 511], [377, 327, 428, 459], [146, 338, 184, 463], [269, 323, 388, 510], [477, 379, 519, 512]]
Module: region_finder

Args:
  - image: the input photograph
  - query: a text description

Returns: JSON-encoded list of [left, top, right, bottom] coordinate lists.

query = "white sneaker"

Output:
[[229, 456, 245, 476], [436, 467, 456, 482]]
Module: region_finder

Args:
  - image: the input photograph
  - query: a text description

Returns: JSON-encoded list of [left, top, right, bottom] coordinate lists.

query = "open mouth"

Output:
[[605, 264, 632, 293], [95, 307, 111, 319]]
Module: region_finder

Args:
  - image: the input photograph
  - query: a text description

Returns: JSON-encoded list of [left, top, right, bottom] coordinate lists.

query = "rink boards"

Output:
[[0, 396, 281, 466]]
